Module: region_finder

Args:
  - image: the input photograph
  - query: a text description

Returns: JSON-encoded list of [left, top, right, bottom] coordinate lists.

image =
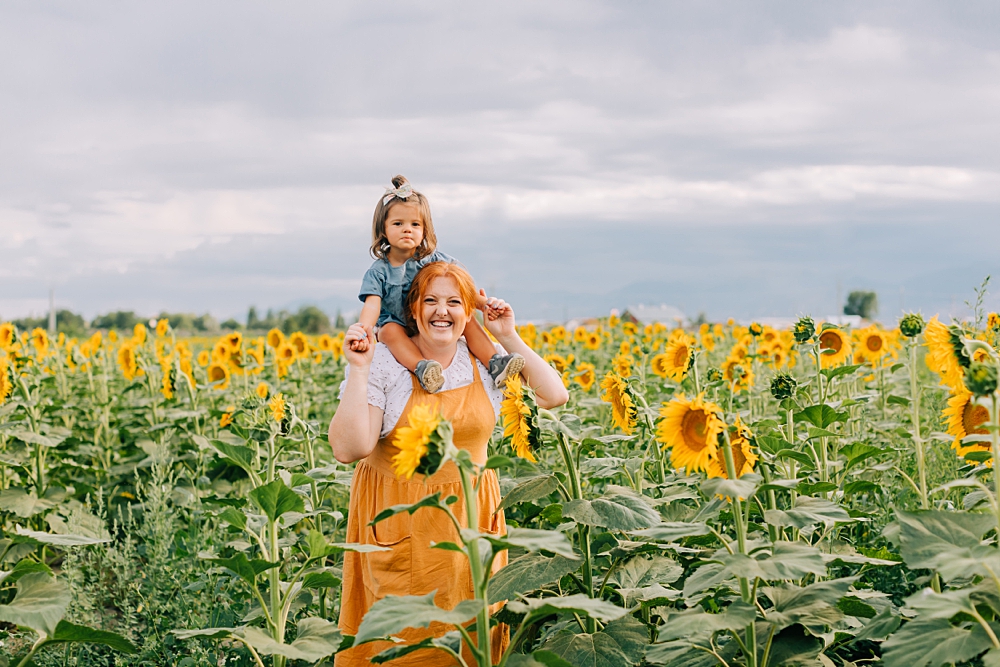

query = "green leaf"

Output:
[[218, 507, 247, 531], [499, 475, 560, 510], [882, 618, 993, 667], [48, 620, 138, 653], [301, 571, 342, 590], [850, 606, 901, 643], [508, 651, 575, 667], [645, 639, 738, 667], [485, 455, 515, 470], [241, 617, 345, 661], [172, 626, 242, 640], [700, 473, 761, 500], [765, 496, 855, 529], [607, 555, 683, 600], [353, 591, 480, 645], [370, 492, 449, 525], [5, 429, 64, 447], [249, 479, 305, 522], [14, 526, 109, 546], [507, 594, 628, 625], [657, 601, 756, 642], [540, 615, 650, 667], [904, 586, 980, 620], [795, 404, 849, 429], [795, 481, 837, 495], [762, 578, 854, 632], [895, 509, 999, 582], [0, 487, 58, 518], [0, 572, 70, 638], [371, 631, 462, 664], [209, 439, 258, 475], [687, 543, 827, 593], [562, 486, 659, 531], [627, 522, 711, 543], [838, 596, 877, 619], [206, 553, 280, 586], [844, 480, 880, 496], [775, 449, 816, 468], [488, 552, 581, 604], [820, 364, 863, 380], [485, 528, 579, 560], [0, 558, 52, 584], [765, 624, 824, 667]]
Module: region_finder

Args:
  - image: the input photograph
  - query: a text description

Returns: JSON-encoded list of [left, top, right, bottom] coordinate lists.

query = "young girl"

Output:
[[347, 175, 524, 393]]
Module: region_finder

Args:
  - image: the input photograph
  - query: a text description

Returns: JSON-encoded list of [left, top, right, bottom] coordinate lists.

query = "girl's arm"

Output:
[[349, 295, 382, 352], [483, 299, 569, 409], [329, 324, 384, 463]]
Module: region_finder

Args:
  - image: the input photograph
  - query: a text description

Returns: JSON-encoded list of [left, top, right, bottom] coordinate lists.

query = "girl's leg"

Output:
[[463, 317, 498, 368], [378, 323, 423, 372]]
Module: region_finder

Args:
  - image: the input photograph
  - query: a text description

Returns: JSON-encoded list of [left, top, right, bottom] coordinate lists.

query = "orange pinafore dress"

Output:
[[336, 352, 509, 666]]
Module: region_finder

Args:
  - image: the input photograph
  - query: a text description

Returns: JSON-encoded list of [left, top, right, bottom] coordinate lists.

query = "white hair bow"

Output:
[[383, 183, 414, 205]]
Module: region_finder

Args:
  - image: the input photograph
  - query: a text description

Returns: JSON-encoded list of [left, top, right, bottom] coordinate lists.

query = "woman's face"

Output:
[[415, 276, 469, 347]]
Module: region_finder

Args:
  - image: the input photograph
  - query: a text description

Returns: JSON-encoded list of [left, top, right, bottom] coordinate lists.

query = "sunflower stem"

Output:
[[721, 427, 757, 667], [991, 393, 1000, 547], [909, 339, 929, 509], [458, 462, 491, 666]]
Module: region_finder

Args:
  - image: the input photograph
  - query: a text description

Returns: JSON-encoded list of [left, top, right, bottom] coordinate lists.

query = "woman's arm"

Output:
[[483, 297, 569, 409], [329, 324, 384, 463]]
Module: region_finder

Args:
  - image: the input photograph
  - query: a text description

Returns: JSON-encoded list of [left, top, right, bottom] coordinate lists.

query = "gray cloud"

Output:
[[1, 1, 998, 322]]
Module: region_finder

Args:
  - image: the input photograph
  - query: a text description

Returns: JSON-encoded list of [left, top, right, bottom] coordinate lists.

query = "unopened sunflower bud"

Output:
[[749, 322, 763, 337], [899, 313, 925, 338], [793, 317, 815, 344], [966, 362, 998, 397], [706, 367, 723, 383], [770, 373, 797, 400]]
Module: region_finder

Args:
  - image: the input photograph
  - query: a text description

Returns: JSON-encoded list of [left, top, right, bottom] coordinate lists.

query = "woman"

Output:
[[329, 262, 568, 666]]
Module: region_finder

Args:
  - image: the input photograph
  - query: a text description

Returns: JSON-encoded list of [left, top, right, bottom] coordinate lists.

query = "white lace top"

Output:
[[340, 339, 506, 437]]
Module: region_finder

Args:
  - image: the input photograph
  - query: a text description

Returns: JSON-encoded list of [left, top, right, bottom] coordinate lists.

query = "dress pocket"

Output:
[[364, 511, 413, 599]]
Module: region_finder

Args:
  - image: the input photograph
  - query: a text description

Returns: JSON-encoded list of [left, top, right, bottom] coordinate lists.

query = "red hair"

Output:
[[407, 262, 478, 326]]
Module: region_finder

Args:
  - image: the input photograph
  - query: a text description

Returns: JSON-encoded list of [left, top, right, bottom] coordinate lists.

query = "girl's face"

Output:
[[384, 202, 425, 255], [416, 276, 469, 347]]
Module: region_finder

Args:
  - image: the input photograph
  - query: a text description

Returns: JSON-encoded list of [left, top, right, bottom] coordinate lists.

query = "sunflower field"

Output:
[[2, 302, 1000, 667]]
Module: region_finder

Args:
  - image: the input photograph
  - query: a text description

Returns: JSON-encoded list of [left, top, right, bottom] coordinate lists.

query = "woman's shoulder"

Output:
[[371, 343, 407, 376]]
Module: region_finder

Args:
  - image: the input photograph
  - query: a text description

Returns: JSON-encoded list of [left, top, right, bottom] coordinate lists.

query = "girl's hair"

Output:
[[370, 175, 437, 260], [407, 262, 478, 328]]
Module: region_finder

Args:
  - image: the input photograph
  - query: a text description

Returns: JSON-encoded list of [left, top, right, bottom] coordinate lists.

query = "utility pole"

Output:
[[48, 289, 56, 334]]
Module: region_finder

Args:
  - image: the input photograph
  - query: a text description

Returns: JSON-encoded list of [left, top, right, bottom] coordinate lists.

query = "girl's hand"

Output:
[[483, 297, 516, 341], [344, 323, 375, 367]]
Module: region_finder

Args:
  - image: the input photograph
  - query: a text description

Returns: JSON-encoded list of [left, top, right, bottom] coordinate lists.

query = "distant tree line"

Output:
[[3, 305, 346, 336]]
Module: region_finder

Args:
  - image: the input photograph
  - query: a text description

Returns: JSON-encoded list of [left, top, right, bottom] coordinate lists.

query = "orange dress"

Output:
[[336, 353, 509, 666]]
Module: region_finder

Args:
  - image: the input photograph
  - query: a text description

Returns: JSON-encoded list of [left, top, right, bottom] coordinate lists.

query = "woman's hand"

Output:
[[344, 323, 376, 367]]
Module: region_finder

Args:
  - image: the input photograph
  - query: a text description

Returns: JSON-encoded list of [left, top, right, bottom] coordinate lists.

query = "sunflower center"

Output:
[[866, 336, 883, 352], [673, 346, 689, 367], [964, 402, 990, 436], [681, 409, 709, 450], [819, 331, 842, 352]]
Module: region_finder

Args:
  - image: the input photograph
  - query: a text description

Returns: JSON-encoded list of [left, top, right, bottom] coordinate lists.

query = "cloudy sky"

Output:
[[2, 2, 999, 323]]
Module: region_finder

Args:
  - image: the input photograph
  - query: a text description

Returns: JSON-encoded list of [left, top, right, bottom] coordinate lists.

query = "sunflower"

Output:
[[160, 361, 176, 400], [574, 363, 596, 391], [544, 353, 571, 373], [219, 409, 234, 428], [541, 331, 554, 346], [276, 342, 296, 365], [267, 328, 285, 349], [656, 334, 695, 381], [700, 331, 716, 352], [197, 350, 210, 367], [156, 319, 170, 337], [706, 419, 759, 479], [256, 382, 269, 399], [600, 372, 638, 435], [118, 344, 139, 381], [289, 332, 309, 358], [817, 326, 851, 369], [392, 403, 450, 480], [925, 316, 966, 390], [31, 328, 49, 358], [989, 313, 1000, 330], [721, 357, 754, 394], [622, 322, 637, 336], [584, 332, 602, 351], [133, 323, 147, 346], [224, 332, 243, 353], [501, 374, 540, 462], [550, 325, 568, 342], [856, 326, 890, 367], [574, 326, 589, 343], [613, 354, 634, 378], [318, 334, 334, 351], [656, 393, 726, 474], [943, 389, 991, 461], [0, 323, 14, 351], [206, 362, 230, 390], [330, 338, 344, 360], [269, 392, 286, 422], [0, 360, 12, 405], [108, 330, 118, 343]]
